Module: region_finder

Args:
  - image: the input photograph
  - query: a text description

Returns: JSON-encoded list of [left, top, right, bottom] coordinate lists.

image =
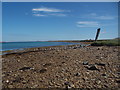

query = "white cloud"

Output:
[[32, 7, 70, 17], [32, 7, 65, 12], [77, 21, 100, 27]]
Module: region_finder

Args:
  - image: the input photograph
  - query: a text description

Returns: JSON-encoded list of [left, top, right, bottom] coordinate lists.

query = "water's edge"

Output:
[[1, 43, 90, 55]]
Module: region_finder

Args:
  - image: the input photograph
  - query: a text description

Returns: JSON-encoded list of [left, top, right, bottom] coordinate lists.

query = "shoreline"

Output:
[[2, 42, 90, 56]]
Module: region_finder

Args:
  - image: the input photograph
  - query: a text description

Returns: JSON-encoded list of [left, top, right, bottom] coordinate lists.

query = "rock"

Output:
[[83, 61, 89, 65], [96, 63, 106, 66], [6, 80, 9, 83], [12, 77, 24, 83], [117, 72, 120, 75], [75, 72, 80, 76], [101, 74, 106, 76], [116, 80, 120, 83], [62, 62, 65, 64], [39, 68, 47, 73], [43, 63, 52, 67], [86, 65, 99, 71], [19, 67, 33, 71], [8, 85, 13, 88], [73, 47, 77, 49], [64, 81, 71, 86], [64, 81, 74, 88]]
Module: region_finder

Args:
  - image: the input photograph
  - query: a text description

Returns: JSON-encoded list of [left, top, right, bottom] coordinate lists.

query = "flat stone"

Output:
[[96, 63, 106, 66], [19, 67, 33, 71]]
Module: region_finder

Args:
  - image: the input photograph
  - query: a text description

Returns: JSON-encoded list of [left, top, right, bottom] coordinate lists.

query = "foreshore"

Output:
[[2, 44, 120, 89]]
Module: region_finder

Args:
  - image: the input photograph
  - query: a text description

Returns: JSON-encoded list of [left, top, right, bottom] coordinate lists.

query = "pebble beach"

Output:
[[2, 44, 120, 89]]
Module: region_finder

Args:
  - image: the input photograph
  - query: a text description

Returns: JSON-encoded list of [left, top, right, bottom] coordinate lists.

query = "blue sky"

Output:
[[2, 2, 118, 42]]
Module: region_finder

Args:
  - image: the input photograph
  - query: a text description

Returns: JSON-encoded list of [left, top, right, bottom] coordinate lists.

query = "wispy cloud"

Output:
[[82, 13, 116, 20], [33, 14, 46, 17], [32, 7, 65, 12], [77, 21, 100, 27], [32, 7, 70, 17], [95, 16, 115, 20]]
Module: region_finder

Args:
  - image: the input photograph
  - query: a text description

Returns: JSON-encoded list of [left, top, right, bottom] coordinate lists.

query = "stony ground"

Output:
[[2, 45, 120, 89]]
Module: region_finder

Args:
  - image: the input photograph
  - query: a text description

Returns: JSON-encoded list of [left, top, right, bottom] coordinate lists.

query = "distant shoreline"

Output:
[[1, 41, 91, 53], [2, 43, 90, 56]]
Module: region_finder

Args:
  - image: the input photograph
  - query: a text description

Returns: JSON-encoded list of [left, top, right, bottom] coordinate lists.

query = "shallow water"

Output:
[[1, 41, 80, 51]]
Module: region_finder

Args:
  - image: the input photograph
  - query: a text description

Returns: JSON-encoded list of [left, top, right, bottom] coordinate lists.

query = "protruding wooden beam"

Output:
[[95, 28, 101, 41]]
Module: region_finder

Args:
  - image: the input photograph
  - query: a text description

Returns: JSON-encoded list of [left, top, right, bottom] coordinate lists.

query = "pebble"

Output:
[[43, 63, 52, 67], [116, 80, 120, 83], [86, 65, 99, 71], [39, 68, 47, 73], [6, 80, 9, 83], [101, 74, 106, 76], [8, 85, 13, 88], [83, 61, 89, 65], [75, 72, 80, 76], [19, 67, 33, 71], [95, 63, 106, 66], [64, 81, 74, 88]]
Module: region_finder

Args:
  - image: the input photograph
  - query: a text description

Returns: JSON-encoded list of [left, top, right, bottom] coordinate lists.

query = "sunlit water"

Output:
[[1, 41, 81, 51]]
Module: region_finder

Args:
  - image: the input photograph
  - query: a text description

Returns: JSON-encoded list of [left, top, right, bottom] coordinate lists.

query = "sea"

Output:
[[0, 41, 80, 51]]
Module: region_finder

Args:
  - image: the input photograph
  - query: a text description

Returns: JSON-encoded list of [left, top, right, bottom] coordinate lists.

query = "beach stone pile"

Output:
[[2, 45, 120, 89]]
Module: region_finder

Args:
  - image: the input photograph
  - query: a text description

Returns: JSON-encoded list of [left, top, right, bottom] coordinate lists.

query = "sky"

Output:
[[2, 2, 118, 42], [0, 1, 2, 42]]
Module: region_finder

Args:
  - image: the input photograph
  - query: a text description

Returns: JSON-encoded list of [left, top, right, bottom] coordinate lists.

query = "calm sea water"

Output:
[[1, 41, 80, 51]]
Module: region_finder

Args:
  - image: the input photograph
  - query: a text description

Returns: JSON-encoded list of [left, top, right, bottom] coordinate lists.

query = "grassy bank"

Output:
[[91, 39, 120, 46]]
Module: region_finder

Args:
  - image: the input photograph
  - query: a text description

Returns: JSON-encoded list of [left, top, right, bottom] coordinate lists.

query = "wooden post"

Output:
[[95, 28, 101, 41]]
